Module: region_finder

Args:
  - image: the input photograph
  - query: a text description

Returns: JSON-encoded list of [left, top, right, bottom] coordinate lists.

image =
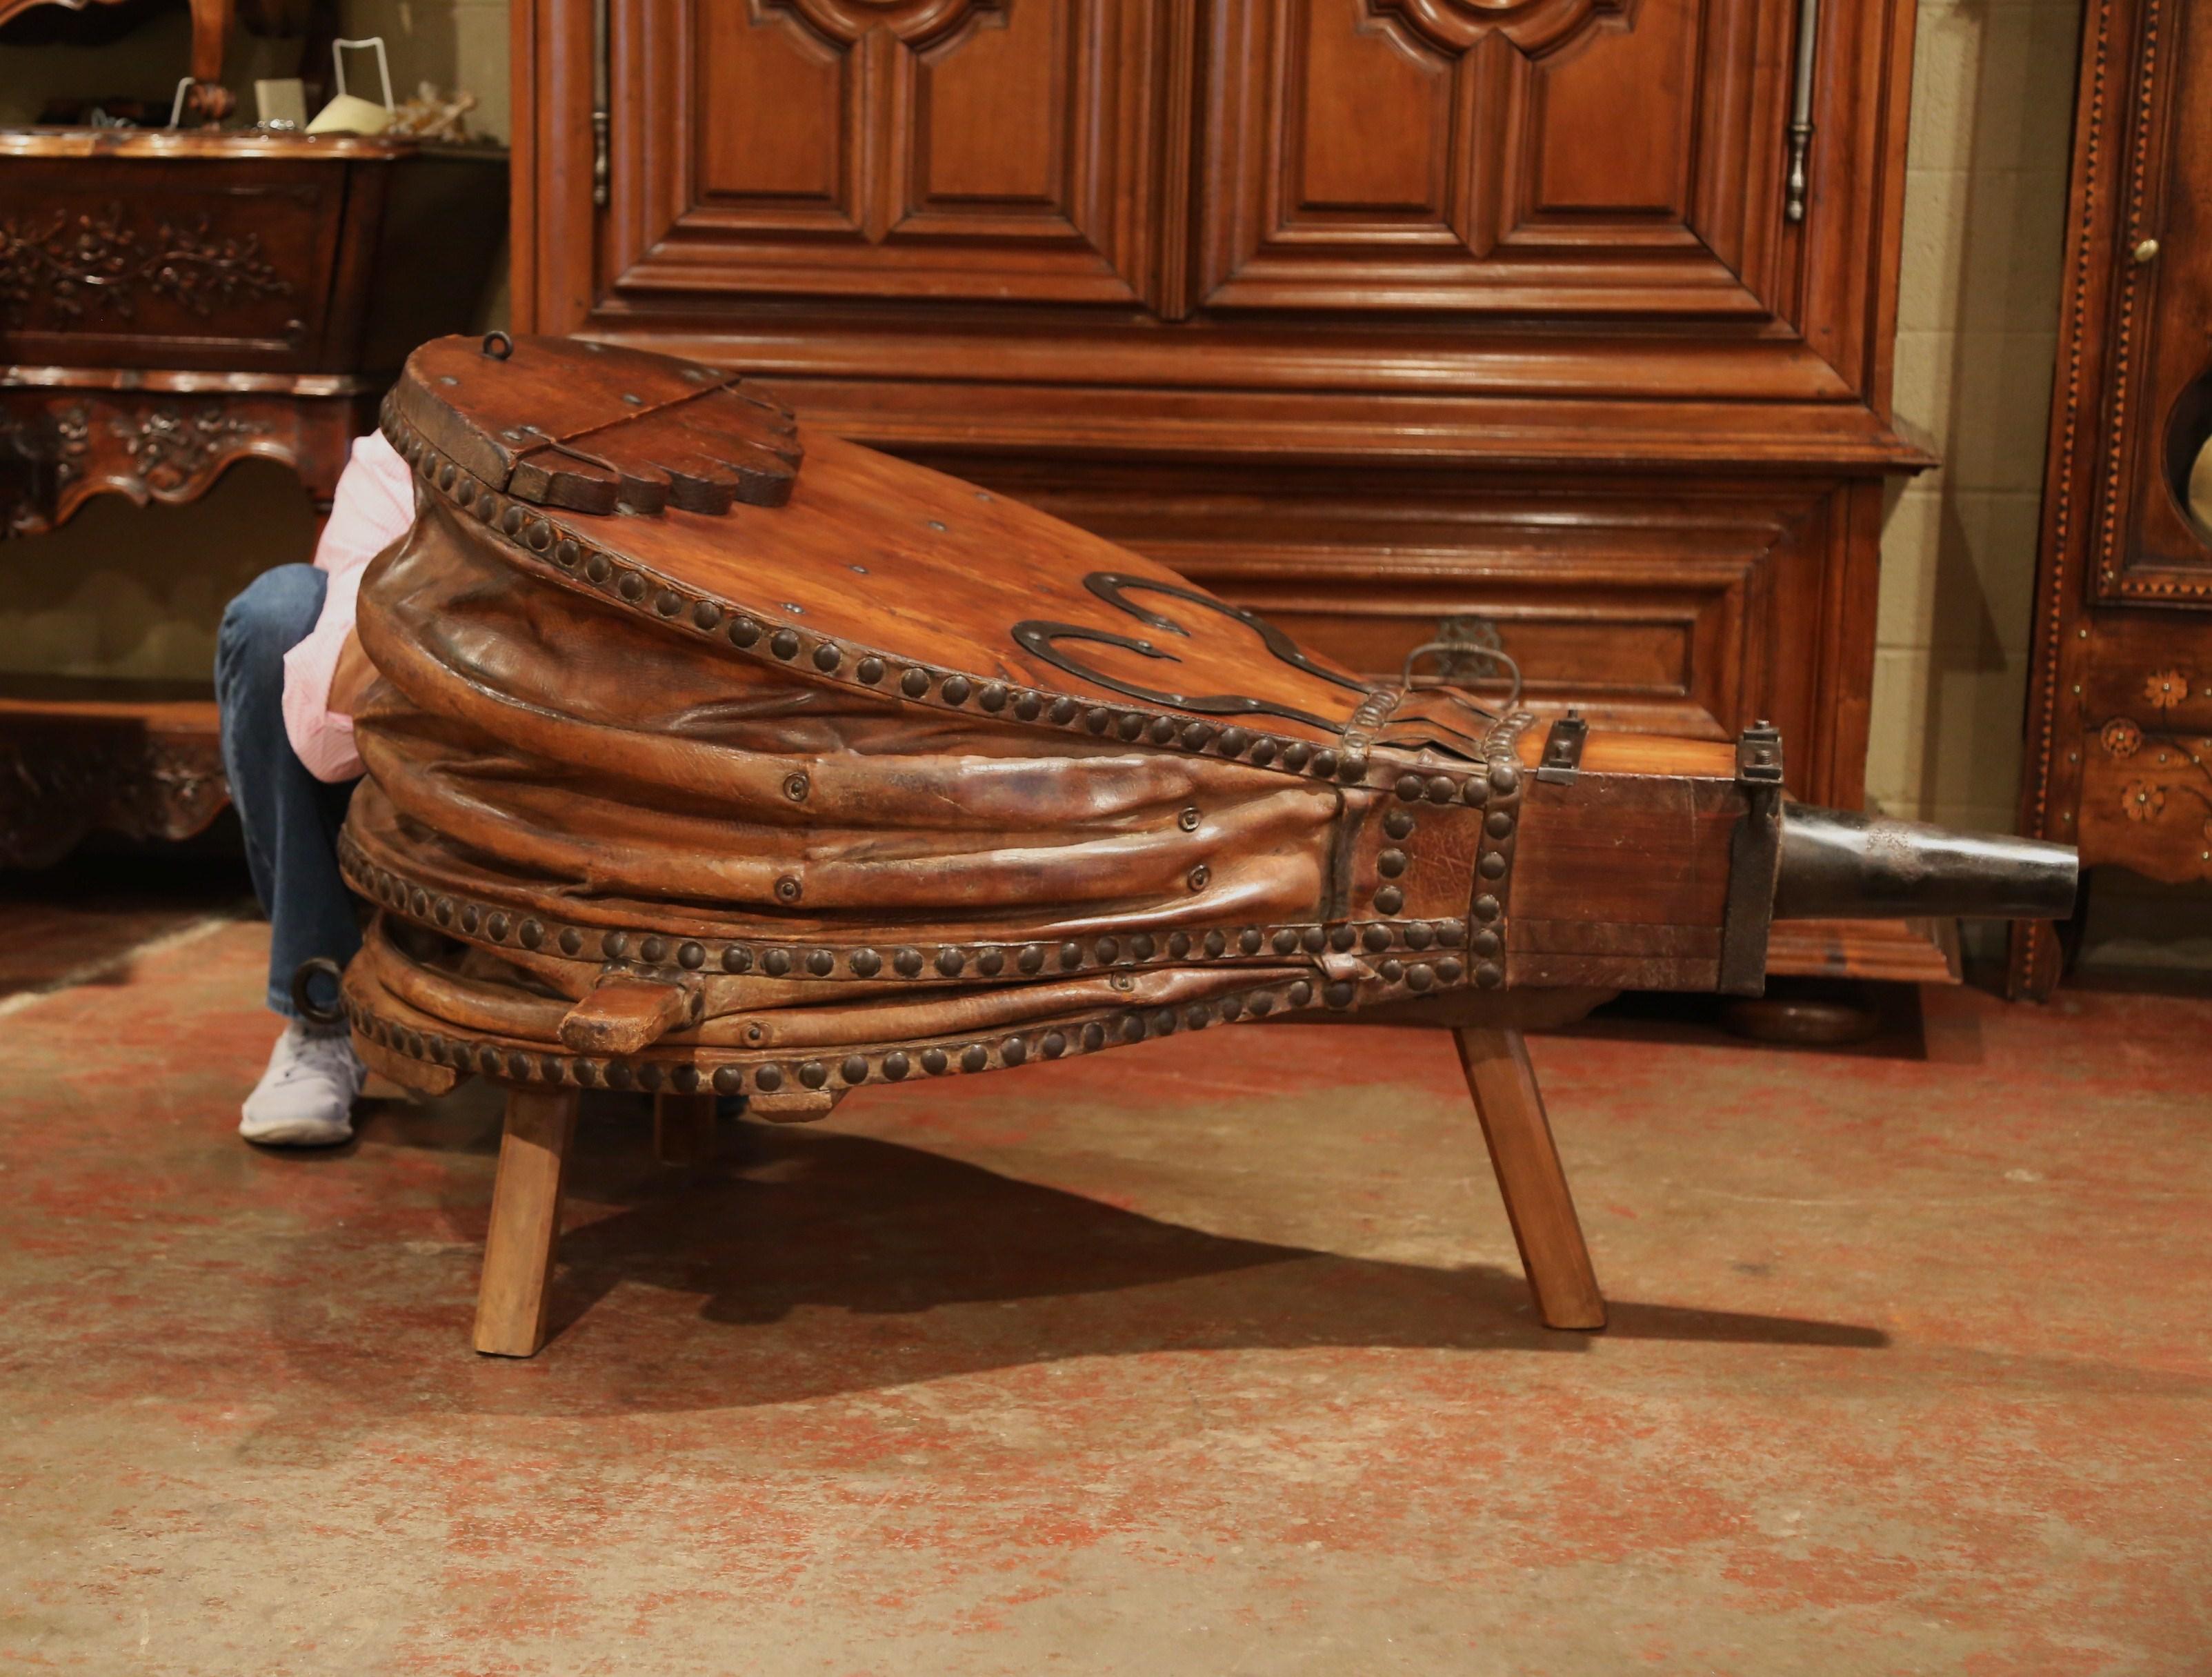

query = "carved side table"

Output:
[[0, 128, 506, 864]]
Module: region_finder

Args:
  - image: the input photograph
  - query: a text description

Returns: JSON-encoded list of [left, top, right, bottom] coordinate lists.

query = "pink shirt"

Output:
[[280, 432, 417, 782]]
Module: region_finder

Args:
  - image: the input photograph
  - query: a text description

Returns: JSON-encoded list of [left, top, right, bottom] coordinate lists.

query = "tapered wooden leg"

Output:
[[652, 1090, 718, 1166], [473, 1086, 579, 1358], [1454, 1026, 1606, 1331]]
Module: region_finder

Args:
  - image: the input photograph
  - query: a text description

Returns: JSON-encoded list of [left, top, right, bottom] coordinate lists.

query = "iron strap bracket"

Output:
[[1535, 709, 1588, 784], [1718, 720, 1786, 996]]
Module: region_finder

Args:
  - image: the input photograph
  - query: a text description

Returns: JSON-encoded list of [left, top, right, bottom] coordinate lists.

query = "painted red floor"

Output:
[[1, 900, 2207, 1674]]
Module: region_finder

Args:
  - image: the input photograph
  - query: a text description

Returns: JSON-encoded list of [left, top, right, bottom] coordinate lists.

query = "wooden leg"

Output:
[[473, 1086, 579, 1358], [652, 1090, 718, 1167], [1454, 1026, 1606, 1331]]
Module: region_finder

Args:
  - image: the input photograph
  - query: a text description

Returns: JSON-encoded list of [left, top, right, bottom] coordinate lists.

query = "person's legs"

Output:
[[217, 564, 361, 1015], [216, 564, 365, 1144]]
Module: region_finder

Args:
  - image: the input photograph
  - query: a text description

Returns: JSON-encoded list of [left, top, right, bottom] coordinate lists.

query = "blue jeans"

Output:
[[215, 564, 361, 1021]]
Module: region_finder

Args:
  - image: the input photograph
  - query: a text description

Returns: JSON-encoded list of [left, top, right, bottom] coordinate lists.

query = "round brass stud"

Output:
[[1478, 853, 1508, 880], [813, 644, 842, 673], [1050, 697, 1079, 725], [937, 949, 965, 977], [840, 1056, 868, 1086], [655, 588, 681, 615], [1219, 727, 1248, 756], [960, 1044, 988, 1073], [1001, 1037, 1026, 1066], [1486, 809, 1515, 838], [1082, 1022, 1106, 1051], [1310, 749, 1338, 778], [1324, 981, 1355, 1009], [1473, 895, 1501, 922], [1273, 929, 1299, 955], [1130, 935, 1155, 961], [714, 1066, 744, 1095], [756, 1064, 785, 1091], [895, 948, 924, 976], [1378, 849, 1407, 877], [1181, 722, 1213, 751], [857, 657, 885, 684], [1489, 762, 1520, 795], [1059, 942, 1084, 969], [806, 950, 834, 977], [1426, 776, 1455, 804], [1149, 716, 1177, 744], [1237, 928, 1260, 955], [723, 946, 753, 973], [1282, 743, 1311, 771], [941, 675, 972, 705], [1096, 936, 1120, 964], [1363, 925, 1392, 953], [1404, 922, 1435, 950], [1018, 944, 1046, 974], [770, 629, 800, 659], [619, 573, 646, 601], [729, 617, 761, 647], [1119, 1014, 1146, 1042], [1301, 928, 1326, 954], [1331, 926, 1356, 953], [883, 1052, 910, 1080], [763, 949, 792, 977], [978, 948, 1005, 977], [1472, 929, 1502, 957], [521, 919, 545, 949], [901, 668, 930, 697], [604, 931, 630, 957], [1288, 980, 1313, 1006], [1379, 960, 1404, 983], [691, 599, 720, 629], [1375, 886, 1404, 915], [1015, 693, 1041, 721], [1117, 713, 1146, 740], [1475, 960, 1504, 987], [1042, 1031, 1066, 1058], [979, 683, 1007, 711], [1248, 739, 1277, 766]]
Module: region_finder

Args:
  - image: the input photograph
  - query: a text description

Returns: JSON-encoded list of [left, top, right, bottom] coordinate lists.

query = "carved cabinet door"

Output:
[[575, 0, 1182, 312]]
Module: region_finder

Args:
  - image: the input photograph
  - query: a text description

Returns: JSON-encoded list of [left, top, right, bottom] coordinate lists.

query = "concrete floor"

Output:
[[2, 866, 2208, 1675]]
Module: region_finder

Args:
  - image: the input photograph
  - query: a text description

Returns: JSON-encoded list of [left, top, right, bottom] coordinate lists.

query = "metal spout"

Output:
[[1773, 804, 2078, 922]]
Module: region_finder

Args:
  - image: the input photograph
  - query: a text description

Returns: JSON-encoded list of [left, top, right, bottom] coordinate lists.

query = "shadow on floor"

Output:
[[263, 1101, 1891, 1416]]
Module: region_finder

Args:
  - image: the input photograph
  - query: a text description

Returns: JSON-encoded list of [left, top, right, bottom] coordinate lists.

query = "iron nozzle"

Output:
[[1773, 804, 2078, 922]]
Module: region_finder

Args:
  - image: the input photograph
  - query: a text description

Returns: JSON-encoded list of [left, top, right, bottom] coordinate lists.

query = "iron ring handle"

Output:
[[289, 957, 348, 1028], [481, 330, 515, 361], [1401, 641, 1525, 712]]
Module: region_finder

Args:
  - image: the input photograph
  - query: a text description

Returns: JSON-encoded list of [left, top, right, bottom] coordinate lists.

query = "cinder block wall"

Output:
[[1869, 0, 2082, 833]]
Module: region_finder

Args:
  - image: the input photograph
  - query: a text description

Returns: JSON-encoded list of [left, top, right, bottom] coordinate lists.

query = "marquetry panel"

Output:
[[1196, 0, 1795, 317], [606, 0, 1177, 305]]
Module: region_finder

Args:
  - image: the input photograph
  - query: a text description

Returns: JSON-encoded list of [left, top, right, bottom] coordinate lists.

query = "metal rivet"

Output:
[[777, 876, 802, 903], [604, 931, 629, 958], [1219, 727, 1248, 756], [604, 1060, 634, 1089], [1282, 743, 1311, 770], [1473, 896, 1501, 922], [1119, 713, 1146, 740], [1001, 1037, 1026, 1067], [1407, 963, 1435, 991], [1149, 1009, 1177, 1038], [1302, 928, 1326, 954], [1096, 937, 1121, 963], [1084, 707, 1111, 733], [1018, 944, 1045, 974], [1476, 960, 1504, 988], [1472, 930, 1502, 957], [618, 572, 645, 601], [850, 949, 881, 978], [1180, 722, 1213, 751], [1049, 697, 1078, 725], [961, 1044, 988, 1073], [1179, 806, 1202, 832], [1489, 763, 1519, 795], [1015, 693, 1042, 721], [1375, 886, 1404, 915], [764, 949, 792, 976], [433, 896, 455, 925], [1395, 775, 1424, 802], [1188, 865, 1210, 891], [1120, 1014, 1146, 1042], [637, 1062, 664, 1092], [857, 657, 885, 684], [714, 1066, 744, 1095], [640, 935, 666, 962], [486, 911, 511, 940], [1169, 931, 1192, 957], [1337, 754, 1366, 783], [1364, 925, 1392, 953], [1478, 853, 1508, 880], [1042, 1031, 1066, 1059], [883, 1052, 910, 1080], [655, 588, 681, 616], [723, 946, 753, 973], [1310, 750, 1338, 777], [1486, 810, 1515, 838], [1082, 1022, 1106, 1051], [1059, 942, 1084, 969], [941, 675, 973, 706], [977, 948, 1006, 976], [979, 683, 1007, 711], [502, 506, 525, 535], [1250, 992, 1275, 1016], [806, 950, 834, 977], [841, 1055, 869, 1086], [692, 599, 720, 630], [901, 668, 930, 698], [1404, 922, 1435, 950], [1331, 926, 1356, 952], [770, 629, 800, 659], [1324, 981, 1354, 1009], [756, 1065, 784, 1092], [1273, 929, 1299, 955], [937, 949, 965, 977], [814, 644, 842, 673], [1129, 935, 1155, 961], [784, 772, 810, 802], [1426, 776, 1455, 804], [1238, 929, 1260, 955], [729, 617, 761, 647], [1219, 995, 1243, 1022], [528, 521, 554, 553], [1378, 849, 1407, 877], [460, 904, 481, 933], [1379, 960, 1404, 983], [1248, 740, 1277, 766]]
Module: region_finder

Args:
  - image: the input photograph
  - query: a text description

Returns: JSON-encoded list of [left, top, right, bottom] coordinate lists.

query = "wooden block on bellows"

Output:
[[558, 975, 693, 1054]]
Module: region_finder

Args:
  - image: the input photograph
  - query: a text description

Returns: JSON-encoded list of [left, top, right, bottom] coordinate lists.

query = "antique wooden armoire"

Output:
[[2009, 0, 2212, 998], [510, 0, 1929, 967]]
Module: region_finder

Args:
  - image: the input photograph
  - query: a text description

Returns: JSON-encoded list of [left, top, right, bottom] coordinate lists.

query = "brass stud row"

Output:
[[379, 408, 1497, 801]]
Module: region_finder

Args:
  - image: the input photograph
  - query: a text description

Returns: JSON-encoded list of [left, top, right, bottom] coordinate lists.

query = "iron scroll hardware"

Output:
[[1010, 573, 1370, 733]]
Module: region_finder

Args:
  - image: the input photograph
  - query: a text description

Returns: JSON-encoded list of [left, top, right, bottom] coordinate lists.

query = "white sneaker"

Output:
[[239, 1022, 366, 1147]]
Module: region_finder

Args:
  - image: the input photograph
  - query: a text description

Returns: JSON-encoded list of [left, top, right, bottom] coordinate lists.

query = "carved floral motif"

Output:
[[2144, 668, 2191, 709], [0, 731, 228, 870], [0, 204, 292, 326], [2123, 779, 2167, 820], [114, 405, 272, 495], [2100, 717, 2142, 757], [1364, 0, 1626, 57]]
